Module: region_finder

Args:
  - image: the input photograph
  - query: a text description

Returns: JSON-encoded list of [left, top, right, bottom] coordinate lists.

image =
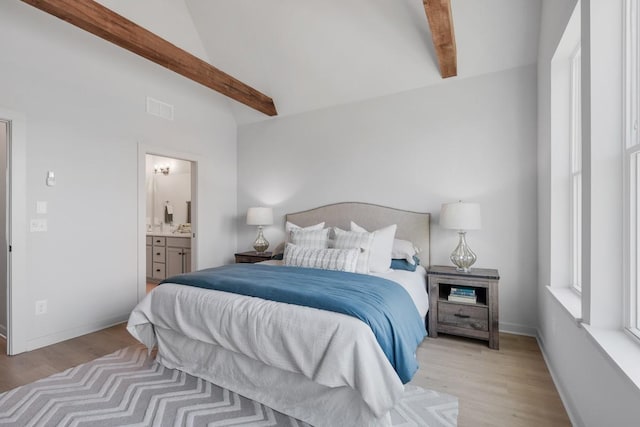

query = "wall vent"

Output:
[[146, 97, 174, 121]]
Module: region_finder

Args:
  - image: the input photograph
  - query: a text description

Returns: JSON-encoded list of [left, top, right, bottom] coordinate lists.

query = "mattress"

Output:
[[128, 264, 428, 426]]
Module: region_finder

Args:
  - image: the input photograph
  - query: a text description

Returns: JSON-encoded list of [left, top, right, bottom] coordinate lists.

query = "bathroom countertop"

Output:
[[147, 231, 192, 238]]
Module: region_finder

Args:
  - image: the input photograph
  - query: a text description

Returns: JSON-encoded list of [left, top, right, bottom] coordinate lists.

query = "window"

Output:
[[570, 46, 582, 293], [625, 0, 640, 338]]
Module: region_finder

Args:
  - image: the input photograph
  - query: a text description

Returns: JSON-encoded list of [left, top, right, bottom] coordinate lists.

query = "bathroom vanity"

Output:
[[146, 233, 192, 282]]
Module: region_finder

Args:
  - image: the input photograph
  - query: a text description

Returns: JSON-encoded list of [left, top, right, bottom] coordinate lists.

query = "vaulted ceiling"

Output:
[[95, 0, 540, 124]]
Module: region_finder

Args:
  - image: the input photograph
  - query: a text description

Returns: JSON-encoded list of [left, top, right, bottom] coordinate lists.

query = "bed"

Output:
[[128, 202, 430, 427]]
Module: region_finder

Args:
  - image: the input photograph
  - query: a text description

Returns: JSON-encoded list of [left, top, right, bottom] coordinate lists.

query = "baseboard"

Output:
[[24, 313, 130, 353], [536, 329, 583, 427], [499, 321, 537, 337]]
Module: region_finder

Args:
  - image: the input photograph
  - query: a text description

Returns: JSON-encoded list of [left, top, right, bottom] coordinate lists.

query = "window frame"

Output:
[[624, 0, 640, 339], [570, 45, 582, 294]]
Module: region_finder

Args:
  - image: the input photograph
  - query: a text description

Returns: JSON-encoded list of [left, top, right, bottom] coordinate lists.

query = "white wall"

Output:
[[537, 1, 640, 425], [96, 0, 211, 62], [0, 2, 237, 351], [238, 66, 539, 334], [0, 121, 6, 337]]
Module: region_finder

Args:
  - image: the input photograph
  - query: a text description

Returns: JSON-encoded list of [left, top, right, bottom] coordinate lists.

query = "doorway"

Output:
[[138, 146, 197, 300], [1, 108, 26, 355], [0, 121, 7, 340]]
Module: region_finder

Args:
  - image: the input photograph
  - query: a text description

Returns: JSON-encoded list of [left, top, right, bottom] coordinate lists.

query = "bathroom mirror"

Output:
[[145, 154, 192, 233]]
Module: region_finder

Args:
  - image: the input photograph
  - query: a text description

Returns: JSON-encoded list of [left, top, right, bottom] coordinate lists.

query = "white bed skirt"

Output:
[[154, 327, 392, 427]]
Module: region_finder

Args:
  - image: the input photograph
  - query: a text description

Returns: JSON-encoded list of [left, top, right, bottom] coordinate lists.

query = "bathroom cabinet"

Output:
[[147, 234, 191, 282]]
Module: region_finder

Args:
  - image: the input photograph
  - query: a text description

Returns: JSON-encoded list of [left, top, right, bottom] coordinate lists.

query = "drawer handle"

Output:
[[155, 269, 161, 272], [156, 252, 161, 255], [454, 313, 470, 319]]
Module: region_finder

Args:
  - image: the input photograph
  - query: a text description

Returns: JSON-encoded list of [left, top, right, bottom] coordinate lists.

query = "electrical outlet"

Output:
[[30, 219, 47, 232], [35, 300, 47, 315], [36, 201, 47, 214]]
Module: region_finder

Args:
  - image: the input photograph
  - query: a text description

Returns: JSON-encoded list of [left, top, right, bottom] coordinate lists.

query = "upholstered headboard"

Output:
[[285, 202, 430, 266]]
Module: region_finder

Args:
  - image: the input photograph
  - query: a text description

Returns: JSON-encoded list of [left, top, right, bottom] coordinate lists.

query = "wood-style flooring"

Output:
[[0, 326, 570, 426], [413, 334, 571, 427]]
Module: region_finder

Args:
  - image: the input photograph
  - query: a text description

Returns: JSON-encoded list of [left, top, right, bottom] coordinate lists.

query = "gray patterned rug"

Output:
[[0, 346, 458, 426]]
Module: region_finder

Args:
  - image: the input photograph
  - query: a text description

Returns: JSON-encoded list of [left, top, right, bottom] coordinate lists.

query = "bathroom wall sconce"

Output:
[[154, 164, 170, 175]]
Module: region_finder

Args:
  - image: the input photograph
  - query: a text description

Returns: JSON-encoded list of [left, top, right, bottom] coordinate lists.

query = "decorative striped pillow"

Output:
[[285, 221, 325, 243], [332, 228, 374, 274], [290, 228, 330, 249], [283, 243, 359, 272]]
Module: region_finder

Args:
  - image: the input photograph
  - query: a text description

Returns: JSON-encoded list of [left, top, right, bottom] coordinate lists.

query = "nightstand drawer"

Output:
[[438, 302, 488, 331], [152, 237, 166, 246]]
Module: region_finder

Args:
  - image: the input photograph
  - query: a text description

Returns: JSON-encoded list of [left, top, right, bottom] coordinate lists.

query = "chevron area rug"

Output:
[[0, 345, 458, 426]]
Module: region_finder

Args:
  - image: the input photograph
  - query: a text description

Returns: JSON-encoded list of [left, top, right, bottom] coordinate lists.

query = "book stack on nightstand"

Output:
[[447, 287, 477, 304]]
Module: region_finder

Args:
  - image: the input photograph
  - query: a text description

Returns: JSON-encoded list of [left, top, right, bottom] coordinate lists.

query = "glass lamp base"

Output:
[[450, 231, 477, 273], [253, 227, 269, 253]]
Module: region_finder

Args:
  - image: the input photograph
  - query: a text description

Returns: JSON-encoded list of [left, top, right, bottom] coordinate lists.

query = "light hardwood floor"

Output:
[[413, 334, 571, 427], [0, 326, 570, 426]]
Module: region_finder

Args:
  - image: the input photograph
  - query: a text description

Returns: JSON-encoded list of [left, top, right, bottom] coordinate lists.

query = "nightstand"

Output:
[[234, 251, 273, 264], [427, 265, 500, 350]]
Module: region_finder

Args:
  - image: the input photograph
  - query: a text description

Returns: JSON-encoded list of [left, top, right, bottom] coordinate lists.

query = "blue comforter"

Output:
[[162, 263, 426, 383]]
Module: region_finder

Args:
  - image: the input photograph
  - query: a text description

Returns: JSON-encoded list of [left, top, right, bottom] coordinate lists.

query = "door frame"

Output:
[[1, 108, 27, 355], [137, 143, 199, 301]]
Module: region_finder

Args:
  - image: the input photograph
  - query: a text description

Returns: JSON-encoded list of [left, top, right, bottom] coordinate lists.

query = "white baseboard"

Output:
[[499, 321, 537, 337], [24, 313, 130, 353], [536, 329, 583, 427]]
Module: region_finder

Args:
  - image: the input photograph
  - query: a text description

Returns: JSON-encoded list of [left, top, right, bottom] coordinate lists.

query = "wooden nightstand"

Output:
[[234, 251, 273, 264], [427, 265, 500, 350]]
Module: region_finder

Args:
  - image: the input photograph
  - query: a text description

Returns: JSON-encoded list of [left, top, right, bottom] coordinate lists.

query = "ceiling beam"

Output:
[[21, 0, 278, 116], [422, 0, 457, 78]]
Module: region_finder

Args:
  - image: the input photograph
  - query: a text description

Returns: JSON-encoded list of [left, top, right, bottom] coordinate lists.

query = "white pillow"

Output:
[[286, 221, 325, 232], [391, 238, 419, 265], [333, 227, 374, 274], [285, 221, 326, 243], [290, 228, 330, 249], [283, 243, 359, 273], [350, 222, 397, 273]]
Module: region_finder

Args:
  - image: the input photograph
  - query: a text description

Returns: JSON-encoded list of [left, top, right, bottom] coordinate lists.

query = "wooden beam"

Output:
[[21, 0, 277, 116], [423, 0, 457, 78]]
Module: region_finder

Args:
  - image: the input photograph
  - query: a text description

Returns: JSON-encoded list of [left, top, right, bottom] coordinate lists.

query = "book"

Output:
[[450, 287, 476, 296], [448, 294, 478, 304], [448, 293, 476, 300]]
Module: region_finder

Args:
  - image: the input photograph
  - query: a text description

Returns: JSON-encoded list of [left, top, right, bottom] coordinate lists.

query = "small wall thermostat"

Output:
[[46, 171, 55, 187]]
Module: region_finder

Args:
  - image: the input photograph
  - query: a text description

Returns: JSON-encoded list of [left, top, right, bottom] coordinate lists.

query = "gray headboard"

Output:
[[285, 202, 430, 266]]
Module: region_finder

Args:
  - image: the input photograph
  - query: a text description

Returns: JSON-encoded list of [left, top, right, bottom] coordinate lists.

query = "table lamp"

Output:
[[246, 207, 273, 253], [440, 201, 482, 272]]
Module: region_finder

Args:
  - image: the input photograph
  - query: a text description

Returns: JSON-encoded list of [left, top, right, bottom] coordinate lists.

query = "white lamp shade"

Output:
[[440, 202, 482, 231], [246, 207, 274, 226]]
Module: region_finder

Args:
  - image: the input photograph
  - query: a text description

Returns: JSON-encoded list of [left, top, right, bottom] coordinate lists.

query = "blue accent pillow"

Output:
[[390, 255, 420, 272]]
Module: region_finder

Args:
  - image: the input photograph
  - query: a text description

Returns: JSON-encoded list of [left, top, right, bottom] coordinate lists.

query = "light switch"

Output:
[[30, 219, 47, 232], [36, 201, 47, 214], [46, 171, 55, 187]]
